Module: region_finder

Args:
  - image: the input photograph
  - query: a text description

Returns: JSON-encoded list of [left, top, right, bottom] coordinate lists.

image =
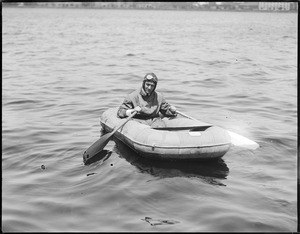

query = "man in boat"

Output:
[[117, 73, 177, 128]]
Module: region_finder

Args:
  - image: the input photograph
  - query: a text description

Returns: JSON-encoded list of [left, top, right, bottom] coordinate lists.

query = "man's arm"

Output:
[[159, 94, 177, 117], [117, 96, 134, 118]]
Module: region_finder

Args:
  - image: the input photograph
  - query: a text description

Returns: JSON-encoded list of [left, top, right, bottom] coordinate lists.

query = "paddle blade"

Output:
[[84, 150, 112, 165], [83, 132, 113, 164], [228, 130, 259, 150]]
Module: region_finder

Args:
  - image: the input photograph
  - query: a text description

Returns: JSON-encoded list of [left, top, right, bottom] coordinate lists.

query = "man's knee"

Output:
[[150, 118, 166, 128]]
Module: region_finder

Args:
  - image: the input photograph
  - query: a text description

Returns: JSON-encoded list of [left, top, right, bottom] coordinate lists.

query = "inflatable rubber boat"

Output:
[[99, 108, 232, 160]]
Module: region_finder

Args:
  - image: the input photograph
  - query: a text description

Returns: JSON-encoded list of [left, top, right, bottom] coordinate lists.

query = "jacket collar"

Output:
[[140, 87, 154, 97]]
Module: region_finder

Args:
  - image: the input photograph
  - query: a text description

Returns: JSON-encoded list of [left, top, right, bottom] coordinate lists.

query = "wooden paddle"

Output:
[[83, 111, 137, 164], [176, 110, 259, 150]]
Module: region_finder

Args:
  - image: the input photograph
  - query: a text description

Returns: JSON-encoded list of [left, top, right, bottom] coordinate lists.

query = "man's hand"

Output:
[[169, 105, 177, 114], [126, 106, 141, 116], [134, 106, 142, 113]]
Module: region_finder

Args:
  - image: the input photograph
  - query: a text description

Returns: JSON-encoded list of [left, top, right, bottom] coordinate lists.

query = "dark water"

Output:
[[2, 7, 297, 232]]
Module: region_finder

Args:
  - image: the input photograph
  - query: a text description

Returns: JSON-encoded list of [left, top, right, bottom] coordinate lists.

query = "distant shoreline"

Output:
[[3, 5, 298, 13]]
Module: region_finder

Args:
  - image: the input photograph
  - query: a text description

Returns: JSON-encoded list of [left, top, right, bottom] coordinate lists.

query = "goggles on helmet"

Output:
[[144, 73, 157, 83]]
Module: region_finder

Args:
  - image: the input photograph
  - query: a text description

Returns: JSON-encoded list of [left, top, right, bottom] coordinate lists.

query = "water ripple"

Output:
[[2, 7, 297, 232]]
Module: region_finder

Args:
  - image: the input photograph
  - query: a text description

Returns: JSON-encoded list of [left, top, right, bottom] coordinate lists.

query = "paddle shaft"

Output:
[[176, 110, 197, 121], [110, 110, 137, 135], [83, 111, 137, 164]]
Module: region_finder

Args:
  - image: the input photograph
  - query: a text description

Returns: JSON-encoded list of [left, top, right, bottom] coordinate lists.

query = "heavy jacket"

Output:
[[117, 87, 176, 119]]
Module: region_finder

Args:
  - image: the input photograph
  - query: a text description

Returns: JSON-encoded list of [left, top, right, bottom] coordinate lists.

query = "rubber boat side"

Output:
[[100, 108, 232, 160]]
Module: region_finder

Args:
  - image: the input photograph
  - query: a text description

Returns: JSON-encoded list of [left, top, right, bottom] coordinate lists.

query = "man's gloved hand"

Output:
[[126, 106, 141, 116], [169, 105, 177, 115], [134, 106, 142, 113]]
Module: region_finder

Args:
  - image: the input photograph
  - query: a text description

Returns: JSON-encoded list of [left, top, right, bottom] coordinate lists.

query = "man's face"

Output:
[[144, 81, 155, 95]]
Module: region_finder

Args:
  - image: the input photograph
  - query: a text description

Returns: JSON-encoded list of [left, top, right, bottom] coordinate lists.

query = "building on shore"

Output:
[[259, 2, 293, 11], [206, 2, 297, 11]]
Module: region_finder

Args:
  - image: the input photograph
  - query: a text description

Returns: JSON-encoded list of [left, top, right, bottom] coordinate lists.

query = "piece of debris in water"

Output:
[[141, 217, 180, 226]]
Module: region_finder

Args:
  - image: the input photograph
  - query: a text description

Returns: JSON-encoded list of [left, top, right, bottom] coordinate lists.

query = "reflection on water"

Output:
[[113, 138, 229, 186]]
